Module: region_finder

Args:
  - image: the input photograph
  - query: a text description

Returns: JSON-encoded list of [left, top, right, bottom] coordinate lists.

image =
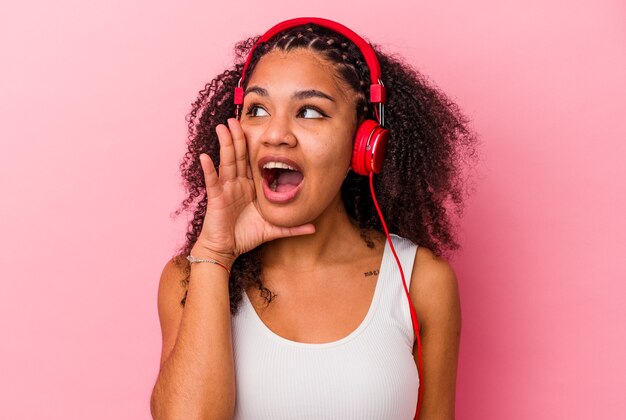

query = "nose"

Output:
[[260, 111, 297, 148]]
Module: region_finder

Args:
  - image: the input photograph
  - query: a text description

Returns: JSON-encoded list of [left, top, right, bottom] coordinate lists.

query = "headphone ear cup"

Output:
[[351, 119, 390, 176]]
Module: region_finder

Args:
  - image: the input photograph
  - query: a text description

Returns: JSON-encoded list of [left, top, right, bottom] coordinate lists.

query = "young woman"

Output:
[[150, 17, 478, 420]]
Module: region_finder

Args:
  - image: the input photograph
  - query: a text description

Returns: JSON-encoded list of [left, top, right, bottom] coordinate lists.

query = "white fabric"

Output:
[[231, 233, 419, 419]]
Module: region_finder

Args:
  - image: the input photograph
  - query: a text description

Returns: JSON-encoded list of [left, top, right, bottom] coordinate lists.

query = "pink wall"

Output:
[[1, 1, 624, 419]]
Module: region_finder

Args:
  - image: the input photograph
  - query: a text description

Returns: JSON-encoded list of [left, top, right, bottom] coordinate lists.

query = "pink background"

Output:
[[1, 1, 624, 419]]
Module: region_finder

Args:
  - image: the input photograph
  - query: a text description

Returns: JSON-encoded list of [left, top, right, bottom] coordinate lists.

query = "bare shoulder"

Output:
[[158, 255, 189, 307], [409, 246, 461, 331], [156, 255, 190, 367]]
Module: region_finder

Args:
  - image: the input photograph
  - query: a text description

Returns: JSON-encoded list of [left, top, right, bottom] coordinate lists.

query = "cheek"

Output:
[[330, 133, 356, 164], [240, 124, 253, 145], [310, 139, 354, 175], [241, 127, 260, 157]]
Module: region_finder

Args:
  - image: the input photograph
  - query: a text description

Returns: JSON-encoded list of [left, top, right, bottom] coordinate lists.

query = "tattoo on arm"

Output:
[[364, 269, 379, 277]]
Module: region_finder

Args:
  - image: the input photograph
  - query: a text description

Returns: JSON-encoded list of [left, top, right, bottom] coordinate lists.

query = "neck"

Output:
[[260, 194, 366, 270]]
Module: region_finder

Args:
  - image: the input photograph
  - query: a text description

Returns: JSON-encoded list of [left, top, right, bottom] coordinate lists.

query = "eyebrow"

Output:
[[244, 85, 336, 103]]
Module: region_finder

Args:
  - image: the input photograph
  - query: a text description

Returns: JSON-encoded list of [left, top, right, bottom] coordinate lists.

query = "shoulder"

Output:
[[159, 255, 189, 288], [408, 245, 461, 333], [411, 246, 458, 293], [158, 255, 189, 304]]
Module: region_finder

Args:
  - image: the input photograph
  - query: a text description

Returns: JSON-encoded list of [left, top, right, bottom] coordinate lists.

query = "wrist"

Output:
[[189, 245, 236, 270]]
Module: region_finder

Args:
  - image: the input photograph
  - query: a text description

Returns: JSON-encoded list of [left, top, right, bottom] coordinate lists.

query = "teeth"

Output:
[[270, 179, 277, 191], [263, 161, 297, 171]]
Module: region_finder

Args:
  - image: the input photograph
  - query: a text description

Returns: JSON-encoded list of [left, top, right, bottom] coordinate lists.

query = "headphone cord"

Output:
[[369, 172, 424, 418]]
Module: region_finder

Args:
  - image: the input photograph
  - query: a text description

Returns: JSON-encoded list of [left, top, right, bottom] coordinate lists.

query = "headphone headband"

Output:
[[233, 17, 386, 109]]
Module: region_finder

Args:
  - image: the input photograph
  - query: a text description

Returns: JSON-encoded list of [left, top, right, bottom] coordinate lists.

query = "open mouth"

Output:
[[262, 167, 304, 193]]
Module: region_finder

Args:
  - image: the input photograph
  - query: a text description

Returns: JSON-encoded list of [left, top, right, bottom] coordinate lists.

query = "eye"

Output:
[[244, 104, 269, 117], [244, 104, 328, 119], [298, 106, 327, 119]]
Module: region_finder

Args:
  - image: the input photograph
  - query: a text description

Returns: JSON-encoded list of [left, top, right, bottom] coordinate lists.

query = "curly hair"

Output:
[[170, 22, 479, 315]]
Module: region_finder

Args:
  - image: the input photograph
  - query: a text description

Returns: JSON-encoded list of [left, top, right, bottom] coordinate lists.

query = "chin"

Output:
[[259, 205, 314, 229]]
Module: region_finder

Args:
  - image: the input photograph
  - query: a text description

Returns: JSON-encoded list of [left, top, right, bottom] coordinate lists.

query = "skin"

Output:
[[154, 48, 461, 419], [241, 48, 359, 243]]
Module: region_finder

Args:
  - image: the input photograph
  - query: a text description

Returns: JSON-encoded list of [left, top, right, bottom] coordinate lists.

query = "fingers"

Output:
[[266, 224, 316, 243], [216, 123, 237, 181], [199, 153, 222, 200], [226, 118, 250, 179]]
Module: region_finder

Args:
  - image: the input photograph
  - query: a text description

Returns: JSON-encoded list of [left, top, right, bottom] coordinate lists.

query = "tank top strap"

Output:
[[388, 233, 419, 290], [375, 233, 420, 347]]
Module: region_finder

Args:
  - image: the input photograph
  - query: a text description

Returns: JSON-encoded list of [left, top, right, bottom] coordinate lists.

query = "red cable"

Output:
[[369, 172, 423, 419]]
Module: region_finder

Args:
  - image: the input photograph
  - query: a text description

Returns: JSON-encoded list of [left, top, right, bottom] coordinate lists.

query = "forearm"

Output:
[[151, 261, 235, 419]]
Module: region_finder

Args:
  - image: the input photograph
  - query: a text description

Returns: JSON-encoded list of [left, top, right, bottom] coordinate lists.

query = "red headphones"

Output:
[[233, 17, 389, 177], [233, 17, 423, 418]]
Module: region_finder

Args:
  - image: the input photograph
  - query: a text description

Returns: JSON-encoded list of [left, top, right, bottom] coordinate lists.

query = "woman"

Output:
[[150, 17, 478, 419]]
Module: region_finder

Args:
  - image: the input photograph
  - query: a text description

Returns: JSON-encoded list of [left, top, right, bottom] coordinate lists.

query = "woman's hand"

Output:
[[191, 118, 315, 266]]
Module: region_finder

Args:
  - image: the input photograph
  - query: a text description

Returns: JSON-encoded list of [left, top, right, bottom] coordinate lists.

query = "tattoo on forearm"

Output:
[[364, 269, 379, 277]]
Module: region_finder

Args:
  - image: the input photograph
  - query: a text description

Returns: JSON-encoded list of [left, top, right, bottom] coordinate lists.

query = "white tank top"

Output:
[[231, 233, 419, 419]]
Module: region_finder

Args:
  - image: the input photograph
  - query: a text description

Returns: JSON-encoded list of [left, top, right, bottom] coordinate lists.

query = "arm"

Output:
[[149, 117, 314, 419], [410, 247, 462, 420], [150, 253, 236, 419]]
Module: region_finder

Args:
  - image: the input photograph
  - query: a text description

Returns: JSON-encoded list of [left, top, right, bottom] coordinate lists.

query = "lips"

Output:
[[257, 155, 304, 174], [257, 155, 305, 204]]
